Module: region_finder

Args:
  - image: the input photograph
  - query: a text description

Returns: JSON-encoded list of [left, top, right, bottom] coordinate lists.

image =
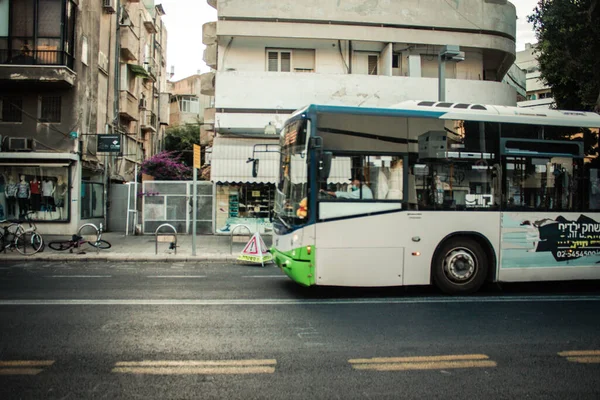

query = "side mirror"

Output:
[[318, 152, 332, 181], [252, 159, 259, 178]]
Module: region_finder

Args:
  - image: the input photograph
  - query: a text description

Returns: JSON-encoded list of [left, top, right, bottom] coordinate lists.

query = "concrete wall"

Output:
[[216, 0, 516, 38]]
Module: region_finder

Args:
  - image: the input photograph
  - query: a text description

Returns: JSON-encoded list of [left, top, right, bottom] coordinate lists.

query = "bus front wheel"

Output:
[[432, 238, 488, 295]]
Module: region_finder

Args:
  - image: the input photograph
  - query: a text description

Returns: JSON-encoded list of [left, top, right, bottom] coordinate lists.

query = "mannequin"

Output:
[[5, 175, 18, 217], [17, 175, 30, 217], [54, 176, 67, 219], [42, 177, 56, 217], [30, 176, 41, 215]]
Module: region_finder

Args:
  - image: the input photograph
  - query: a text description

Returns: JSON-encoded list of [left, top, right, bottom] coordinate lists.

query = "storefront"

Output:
[[0, 153, 104, 235], [210, 136, 279, 234]]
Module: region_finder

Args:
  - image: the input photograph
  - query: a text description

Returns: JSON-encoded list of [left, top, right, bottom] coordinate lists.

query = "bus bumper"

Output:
[[271, 247, 315, 287]]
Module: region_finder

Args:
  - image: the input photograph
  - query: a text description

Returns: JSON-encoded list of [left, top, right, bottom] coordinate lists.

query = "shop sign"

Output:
[[97, 135, 121, 152]]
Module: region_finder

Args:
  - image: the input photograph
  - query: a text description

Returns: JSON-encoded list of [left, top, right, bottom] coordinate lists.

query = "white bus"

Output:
[[263, 101, 600, 294]]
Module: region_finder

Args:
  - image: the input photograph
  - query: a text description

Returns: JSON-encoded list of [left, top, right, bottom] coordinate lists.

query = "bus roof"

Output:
[[300, 101, 600, 128]]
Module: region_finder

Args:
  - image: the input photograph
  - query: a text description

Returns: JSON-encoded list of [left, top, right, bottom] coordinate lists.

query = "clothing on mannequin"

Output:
[[5, 175, 18, 217], [30, 177, 41, 212], [42, 178, 55, 211], [54, 176, 67, 219], [17, 175, 30, 217]]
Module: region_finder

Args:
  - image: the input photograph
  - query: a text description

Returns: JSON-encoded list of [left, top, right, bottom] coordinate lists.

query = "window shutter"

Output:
[[292, 49, 315, 72], [368, 55, 378, 75], [268, 52, 278, 71], [280, 52, 291, 72]]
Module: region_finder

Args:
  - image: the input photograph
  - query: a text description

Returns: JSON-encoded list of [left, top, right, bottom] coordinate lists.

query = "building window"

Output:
[[368, 55, 378, 75], [266, 49, 315, 73], [0, 96, 23, 122], [180, 97, 200, 113], [267, 50, 291, 72], [1, 0, 76, 67], [39, 96, 61, 123]]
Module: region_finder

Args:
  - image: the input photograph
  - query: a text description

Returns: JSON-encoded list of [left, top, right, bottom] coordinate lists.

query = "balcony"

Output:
[[203, 44, 217, 69], [119, 91, 139, 121], [140, 111, 157, 132], [207, 0, 217, 9], [0, 49, 76, 88], [202, 22, 217, 45], [200, 72, 215, 96], [120, 26, 140, 61], [214, 71, 517, 134], [144, 57, 157, 81], [204, 107, 215, 125], [200, 125, 215, 146]]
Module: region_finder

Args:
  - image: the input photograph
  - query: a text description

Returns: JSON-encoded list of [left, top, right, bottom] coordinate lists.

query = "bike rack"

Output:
[[155, 223, 177, 255], [230, 224, 252, 255], [78, 223, 100, 254]]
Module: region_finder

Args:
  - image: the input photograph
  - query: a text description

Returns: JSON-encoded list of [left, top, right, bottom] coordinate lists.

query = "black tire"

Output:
[[15, 232, 44, 255], [48, 241, 74, 251], [432, 237, 488, 295], [89, 239, 111, 249]]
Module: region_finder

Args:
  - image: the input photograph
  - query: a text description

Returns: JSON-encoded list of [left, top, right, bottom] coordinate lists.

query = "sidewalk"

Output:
[[1, 232, 273, 262]]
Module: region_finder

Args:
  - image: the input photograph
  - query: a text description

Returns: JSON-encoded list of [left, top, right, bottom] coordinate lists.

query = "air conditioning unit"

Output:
[[8, 137, 35, 151], [103, 0, 116, 14]]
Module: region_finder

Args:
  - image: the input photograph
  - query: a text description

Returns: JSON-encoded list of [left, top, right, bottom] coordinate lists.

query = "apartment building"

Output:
[[516, 42, 555, 109], [0, 0, 169, 234], [201, 0, 519, 234]]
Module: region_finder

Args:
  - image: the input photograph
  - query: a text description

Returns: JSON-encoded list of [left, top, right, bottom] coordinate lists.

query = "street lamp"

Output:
[[438, 45, 465, 102]]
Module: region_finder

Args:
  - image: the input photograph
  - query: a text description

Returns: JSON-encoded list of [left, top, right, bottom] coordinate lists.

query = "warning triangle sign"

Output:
[[238, 232, 273, 265]]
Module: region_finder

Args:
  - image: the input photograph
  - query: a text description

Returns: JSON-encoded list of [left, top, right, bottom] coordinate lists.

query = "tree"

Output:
[[164, 121, 201, 167], [528, 0, 600, 112], [140, 151, 192, 181]]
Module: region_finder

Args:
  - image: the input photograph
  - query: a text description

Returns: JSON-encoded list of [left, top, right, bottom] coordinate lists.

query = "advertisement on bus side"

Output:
[[501, 213, 600, 268]]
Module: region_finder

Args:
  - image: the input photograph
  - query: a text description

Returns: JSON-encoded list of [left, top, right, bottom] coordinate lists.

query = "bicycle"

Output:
[[48, 223, 111, 253], [0, 220, 25, 253], [0, 212, 44, 255]]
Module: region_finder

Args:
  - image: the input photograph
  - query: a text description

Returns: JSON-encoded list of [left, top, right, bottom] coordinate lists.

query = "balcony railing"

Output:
[[0, 49, 74, 69], [141, 111, 157, 131]]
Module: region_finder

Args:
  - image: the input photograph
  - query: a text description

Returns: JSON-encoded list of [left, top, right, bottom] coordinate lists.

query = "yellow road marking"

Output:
[[0, 360, 55, 367], [349, 354, 489, 364], [565, 357, 600, 364], [0, 368, 44, 375], [558, 350, 600, 357], [112, 366, 276, 375], [351, 360, 497, 371], [115, 359, 276, 367]]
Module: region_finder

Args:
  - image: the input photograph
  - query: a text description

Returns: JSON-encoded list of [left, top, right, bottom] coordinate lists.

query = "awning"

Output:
[[128, 63, 150, 78], [210, 136, 280, 184]]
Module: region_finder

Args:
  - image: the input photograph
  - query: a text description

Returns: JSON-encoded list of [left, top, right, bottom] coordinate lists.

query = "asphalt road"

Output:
[[0, 261, 599, 399]]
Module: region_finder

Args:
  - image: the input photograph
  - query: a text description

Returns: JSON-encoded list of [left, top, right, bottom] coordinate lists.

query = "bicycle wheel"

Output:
[[78, 223, 101, 243], [15, 232, 44, 255], [88, 239, 111, 249], [48, 240, 74, 251]]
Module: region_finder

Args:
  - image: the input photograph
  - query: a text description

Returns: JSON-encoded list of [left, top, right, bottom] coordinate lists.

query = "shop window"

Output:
[[39, 96, 61, 122], [81, 181, 104, 219], [0, 165, 70, 221], [216, 184, 274, 234], [0, 96, 22, 122]]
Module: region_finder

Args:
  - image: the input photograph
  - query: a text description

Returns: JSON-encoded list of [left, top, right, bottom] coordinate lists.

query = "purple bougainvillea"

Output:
[[140, 151, 192, 181]]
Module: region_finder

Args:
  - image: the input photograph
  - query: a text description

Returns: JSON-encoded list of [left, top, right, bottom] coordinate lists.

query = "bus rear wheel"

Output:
[[432, 238, 488, 295]]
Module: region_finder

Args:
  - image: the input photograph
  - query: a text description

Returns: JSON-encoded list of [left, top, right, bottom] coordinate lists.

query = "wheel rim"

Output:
[[443, 247, 477, 284]]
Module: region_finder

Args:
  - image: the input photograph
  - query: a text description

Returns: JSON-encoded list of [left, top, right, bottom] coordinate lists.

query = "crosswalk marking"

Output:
[[558, 350, 600, 364], [112, 359, 277, 375], [0, 360, 55, 375], [349, 354, 497, 371]]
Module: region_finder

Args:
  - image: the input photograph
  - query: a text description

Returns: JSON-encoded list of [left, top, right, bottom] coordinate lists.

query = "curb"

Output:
[[2, 255, 241, 262]]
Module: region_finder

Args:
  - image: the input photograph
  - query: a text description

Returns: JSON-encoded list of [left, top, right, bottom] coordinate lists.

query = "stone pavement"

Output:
[[1, 232, 273, 262]]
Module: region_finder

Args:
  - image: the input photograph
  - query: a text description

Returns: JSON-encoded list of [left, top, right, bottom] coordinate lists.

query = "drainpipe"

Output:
[[348, 40, 353, 74]]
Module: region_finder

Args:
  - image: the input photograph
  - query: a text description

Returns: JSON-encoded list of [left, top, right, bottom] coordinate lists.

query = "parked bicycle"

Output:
[[0, 212, 44, 255], [48, 223, 111, 253]]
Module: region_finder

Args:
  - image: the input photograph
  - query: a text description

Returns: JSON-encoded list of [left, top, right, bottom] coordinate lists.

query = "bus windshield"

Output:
[[274, 119, 309, 228]]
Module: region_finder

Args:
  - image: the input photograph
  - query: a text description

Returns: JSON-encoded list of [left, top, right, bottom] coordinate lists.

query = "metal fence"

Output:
[[142, 181, 213, 234]]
